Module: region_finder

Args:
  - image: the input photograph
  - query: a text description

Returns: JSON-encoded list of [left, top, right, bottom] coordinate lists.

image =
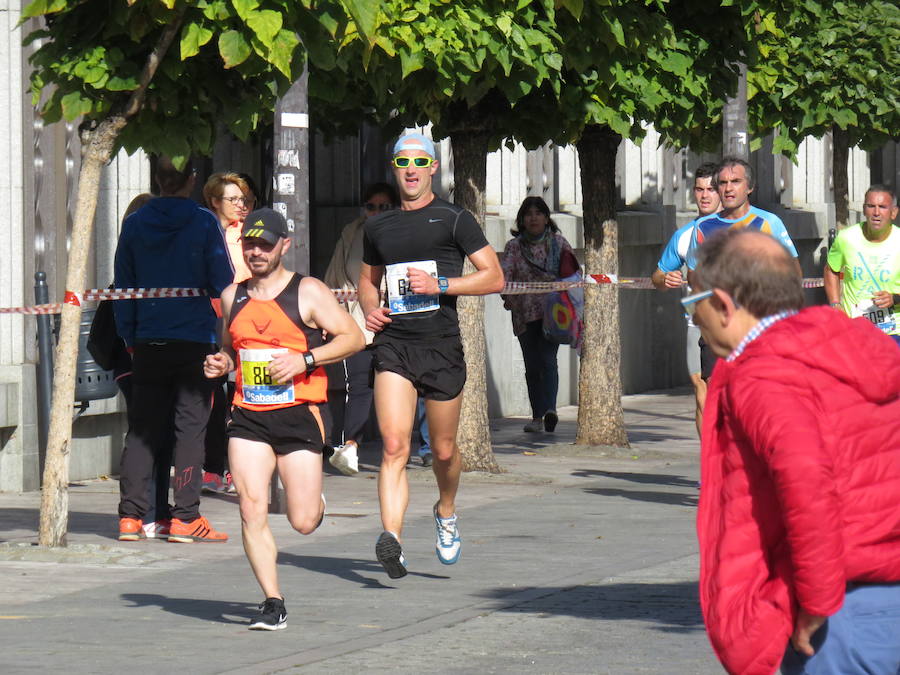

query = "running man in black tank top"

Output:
[[358, 133, 504, 578], [204, 208, 364, 629]]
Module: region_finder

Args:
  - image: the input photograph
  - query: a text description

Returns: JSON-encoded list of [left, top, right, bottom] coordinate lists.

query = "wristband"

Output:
[[302, 351, 316, 373]]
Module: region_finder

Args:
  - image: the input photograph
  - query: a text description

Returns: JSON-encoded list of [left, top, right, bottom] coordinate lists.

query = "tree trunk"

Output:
[[832, 126, 850, 228], [449, 128, 500, 473], [574, 125, 629, 447], [38, 15, 184, 547], [38, 119, 126, 547]]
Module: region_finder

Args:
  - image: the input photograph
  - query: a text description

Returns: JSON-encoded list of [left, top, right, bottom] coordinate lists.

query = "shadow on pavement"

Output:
[[623, 407, 696, 423], [278, 552, 450, 588], [573, 469, 697, 488], [121, 593, 253, 625], [574, 470, 699, 507], [0, 508, 119, 541], [478, 581, 704, 633], [626, 425, 692, 444], [582, 487, 698, 507]]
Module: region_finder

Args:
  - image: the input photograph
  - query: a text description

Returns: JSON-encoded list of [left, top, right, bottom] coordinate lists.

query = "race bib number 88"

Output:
[[239, 348, 295, 405]]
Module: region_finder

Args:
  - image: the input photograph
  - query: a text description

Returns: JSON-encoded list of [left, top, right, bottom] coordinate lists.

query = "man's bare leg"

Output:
[[373, 370, 418, 538], [229, 439, 280, 599], [425, 395, 462, 520], [277, 449, 325, 535]]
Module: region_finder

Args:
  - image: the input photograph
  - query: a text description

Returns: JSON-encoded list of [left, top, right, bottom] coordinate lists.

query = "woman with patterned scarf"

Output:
[[500, 196, 579, 432]]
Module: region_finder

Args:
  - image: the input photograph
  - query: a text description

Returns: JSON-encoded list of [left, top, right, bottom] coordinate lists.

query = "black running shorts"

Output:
[[228, 403, 326, 455], [372, 335, 466, 401], [699, 337, 719, 381]]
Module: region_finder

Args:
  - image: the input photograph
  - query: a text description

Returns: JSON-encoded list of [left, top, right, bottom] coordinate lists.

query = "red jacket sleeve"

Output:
[[727, 369, 846, 617]]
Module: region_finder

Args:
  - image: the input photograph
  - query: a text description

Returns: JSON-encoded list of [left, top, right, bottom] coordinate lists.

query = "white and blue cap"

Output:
[[392, 132, 436, 158]]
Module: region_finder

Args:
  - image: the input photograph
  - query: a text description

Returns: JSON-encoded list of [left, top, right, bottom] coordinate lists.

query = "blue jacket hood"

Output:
[[112, 197, 234, 346]]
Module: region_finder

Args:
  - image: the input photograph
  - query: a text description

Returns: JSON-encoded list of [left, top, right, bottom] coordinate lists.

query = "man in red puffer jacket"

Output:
[[685, 228, 900, 675]]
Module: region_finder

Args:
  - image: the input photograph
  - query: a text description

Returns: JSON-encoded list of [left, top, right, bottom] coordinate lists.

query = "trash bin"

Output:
[[74, 308, 118, 401]]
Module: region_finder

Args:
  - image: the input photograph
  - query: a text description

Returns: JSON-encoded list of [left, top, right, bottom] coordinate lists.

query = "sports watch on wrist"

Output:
[[437, 276, 449, 294], [302, 351, 316, 373]]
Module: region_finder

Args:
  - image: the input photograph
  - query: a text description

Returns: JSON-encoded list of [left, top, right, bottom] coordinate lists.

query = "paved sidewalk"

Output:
[[0, 388, 720, 674]]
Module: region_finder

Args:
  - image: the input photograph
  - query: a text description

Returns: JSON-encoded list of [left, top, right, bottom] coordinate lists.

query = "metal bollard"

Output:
[[35, 271, 54, 476]]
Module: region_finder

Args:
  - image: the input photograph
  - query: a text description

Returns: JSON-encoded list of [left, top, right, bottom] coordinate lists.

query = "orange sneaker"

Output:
[[119, 517, 145, 541], [168, 516, 228, 543]]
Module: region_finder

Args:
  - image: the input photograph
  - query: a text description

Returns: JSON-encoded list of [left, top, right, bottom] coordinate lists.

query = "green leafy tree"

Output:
[[24, 0, 367, 547], [747, 0, 900, 225], [549, 0, 744, 446]]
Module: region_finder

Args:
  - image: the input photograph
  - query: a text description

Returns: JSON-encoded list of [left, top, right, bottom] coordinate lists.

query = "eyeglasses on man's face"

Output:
[[223, 196, 254, 207], [364, 202, 393, 212], [393, 156, 434, 168], [680, 289, 714, 312]]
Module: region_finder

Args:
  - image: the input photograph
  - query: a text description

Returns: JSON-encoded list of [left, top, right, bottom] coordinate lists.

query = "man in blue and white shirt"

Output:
[[686, 157, 800, 381]]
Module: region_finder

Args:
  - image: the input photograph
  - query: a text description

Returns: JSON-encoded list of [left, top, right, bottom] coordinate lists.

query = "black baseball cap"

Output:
[[242, 207, 289, 245]]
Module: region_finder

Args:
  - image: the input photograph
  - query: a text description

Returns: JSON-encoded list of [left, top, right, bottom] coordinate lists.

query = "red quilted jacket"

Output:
[[697, 306, 900, 675]]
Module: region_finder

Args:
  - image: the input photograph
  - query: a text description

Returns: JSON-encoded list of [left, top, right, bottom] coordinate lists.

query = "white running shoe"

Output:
[[329, 443, 359, 475], [433, 503, 461, 565], [142, 519, 171, 540]]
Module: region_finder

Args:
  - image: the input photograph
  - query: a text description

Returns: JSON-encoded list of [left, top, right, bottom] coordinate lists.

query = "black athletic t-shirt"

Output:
[[363, 196, 489, 339]]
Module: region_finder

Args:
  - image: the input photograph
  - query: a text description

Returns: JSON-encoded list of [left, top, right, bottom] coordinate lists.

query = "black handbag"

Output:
[[86, 289, 121, 371]]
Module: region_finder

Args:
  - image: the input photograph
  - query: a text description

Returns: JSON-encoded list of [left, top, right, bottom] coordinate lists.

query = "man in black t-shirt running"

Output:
[[359, 133, 504, 578]]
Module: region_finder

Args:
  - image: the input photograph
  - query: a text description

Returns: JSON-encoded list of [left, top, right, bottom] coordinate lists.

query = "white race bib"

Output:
[[853, 301, 896, 334], [385, 261, 440, 315], [239, 348, 295, 405]]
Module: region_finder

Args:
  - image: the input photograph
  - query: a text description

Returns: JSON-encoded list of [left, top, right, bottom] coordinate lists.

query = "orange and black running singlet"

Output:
[[228, 273, 326, 410]]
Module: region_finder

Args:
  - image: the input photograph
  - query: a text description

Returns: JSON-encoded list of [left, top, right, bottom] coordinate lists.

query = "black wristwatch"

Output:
[[302, 351, 316, 373]]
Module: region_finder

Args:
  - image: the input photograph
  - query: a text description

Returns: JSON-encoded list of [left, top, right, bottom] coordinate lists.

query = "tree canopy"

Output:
[[747, 0, 900, 156], [24, 0, 371, 164]]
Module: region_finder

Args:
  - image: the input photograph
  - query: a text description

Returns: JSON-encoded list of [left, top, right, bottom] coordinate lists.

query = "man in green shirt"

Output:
[[825, 185, 900, 346]]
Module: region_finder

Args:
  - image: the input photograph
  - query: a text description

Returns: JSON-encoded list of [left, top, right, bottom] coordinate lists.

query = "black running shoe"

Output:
[[249, 597, 287, 631], [375, 531, 408, 579], [543, 410, 559, 433]]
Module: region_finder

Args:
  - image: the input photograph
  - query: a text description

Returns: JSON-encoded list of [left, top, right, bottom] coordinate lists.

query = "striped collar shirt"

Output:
[[727, 310, 798, 362]]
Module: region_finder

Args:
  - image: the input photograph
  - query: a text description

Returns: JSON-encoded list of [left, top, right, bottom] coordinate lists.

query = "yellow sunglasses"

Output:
[[393, 156, 434, 168]]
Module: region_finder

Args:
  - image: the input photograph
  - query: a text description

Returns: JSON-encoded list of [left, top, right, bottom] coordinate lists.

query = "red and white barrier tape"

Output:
[[0, 278, 827, 315]]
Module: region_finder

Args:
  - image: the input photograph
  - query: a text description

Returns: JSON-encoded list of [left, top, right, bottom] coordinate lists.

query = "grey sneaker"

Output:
[[329, 443, 359, 475], [523, 418, 543, 432]]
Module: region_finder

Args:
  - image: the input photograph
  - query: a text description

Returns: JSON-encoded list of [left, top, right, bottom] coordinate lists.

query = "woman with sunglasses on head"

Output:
[[501, 196, 579, 433], [323, 183, 399, 475]]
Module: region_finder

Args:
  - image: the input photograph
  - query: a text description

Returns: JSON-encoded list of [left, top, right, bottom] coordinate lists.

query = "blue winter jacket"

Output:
[[113, 197, 234, 346]]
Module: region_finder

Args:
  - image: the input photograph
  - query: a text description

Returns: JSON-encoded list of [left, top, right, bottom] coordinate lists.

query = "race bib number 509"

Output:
[[854, 301, 897, 335]]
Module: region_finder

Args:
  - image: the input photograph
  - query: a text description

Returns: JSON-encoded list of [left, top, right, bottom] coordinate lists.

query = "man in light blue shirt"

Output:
[[652, 162, 720, 377]]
